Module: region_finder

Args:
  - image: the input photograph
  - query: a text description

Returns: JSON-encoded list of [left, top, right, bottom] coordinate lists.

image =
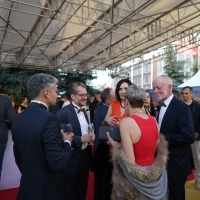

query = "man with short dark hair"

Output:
[[152, 75, 194, 200], [0, 93, 16, 180], [56, 82, 94, 200], [93, 87, 115, 200], [11, 73, 73, 200], [182, 86, 200, 189]]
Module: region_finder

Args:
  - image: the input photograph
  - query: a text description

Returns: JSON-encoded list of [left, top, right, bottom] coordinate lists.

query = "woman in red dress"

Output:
[[107, 85, 168, 200]]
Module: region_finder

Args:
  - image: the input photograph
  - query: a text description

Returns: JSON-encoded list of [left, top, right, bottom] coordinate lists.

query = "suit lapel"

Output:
[[68, 104, 82, 134], [160, 97, 176, 130]]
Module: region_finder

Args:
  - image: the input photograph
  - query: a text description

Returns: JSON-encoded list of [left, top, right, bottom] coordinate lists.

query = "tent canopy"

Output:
[[179, 70, 200, 87], [0, 0, 200, 72]]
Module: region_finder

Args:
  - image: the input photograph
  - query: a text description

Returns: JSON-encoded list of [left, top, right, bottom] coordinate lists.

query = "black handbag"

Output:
[[99, 126, 121, 142]]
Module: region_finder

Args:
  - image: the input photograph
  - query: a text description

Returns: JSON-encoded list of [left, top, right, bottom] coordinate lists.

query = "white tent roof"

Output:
[[178, 70, 200, 87], [0, 0, 200, 73]]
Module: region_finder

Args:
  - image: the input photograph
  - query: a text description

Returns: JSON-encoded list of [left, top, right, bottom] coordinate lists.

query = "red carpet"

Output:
[[187, 169, 194, 181], [0, 171, 94, 200], [0, 170, 194, 200]]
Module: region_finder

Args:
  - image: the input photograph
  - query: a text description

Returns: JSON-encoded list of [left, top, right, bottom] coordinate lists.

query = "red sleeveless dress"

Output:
[[130, 115, 158, 167]]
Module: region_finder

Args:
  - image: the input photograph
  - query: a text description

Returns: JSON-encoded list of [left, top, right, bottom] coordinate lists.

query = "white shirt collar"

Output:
[[163, 94, 174, 106], [72, 102, 86, 110], [31, 100, 48, 110]]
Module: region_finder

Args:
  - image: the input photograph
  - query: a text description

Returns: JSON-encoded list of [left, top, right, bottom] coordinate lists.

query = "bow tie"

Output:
[[78, 108, 86, 113], [74, 106, 86, 113], [160, 102, 166, 107]]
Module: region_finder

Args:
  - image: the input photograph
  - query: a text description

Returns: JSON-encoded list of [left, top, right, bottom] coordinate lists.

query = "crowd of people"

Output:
[[0, 73, 200, 200]]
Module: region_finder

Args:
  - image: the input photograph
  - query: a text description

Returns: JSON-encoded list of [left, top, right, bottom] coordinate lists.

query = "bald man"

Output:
[[152, 75, 195, 200]]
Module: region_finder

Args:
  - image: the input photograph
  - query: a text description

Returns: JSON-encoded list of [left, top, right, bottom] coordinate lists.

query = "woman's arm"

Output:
[[120, 118, 137, 162], [17, 106, 22, 114]]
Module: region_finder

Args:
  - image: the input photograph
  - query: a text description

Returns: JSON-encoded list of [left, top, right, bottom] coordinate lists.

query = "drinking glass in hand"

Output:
[[61, 123, 73, 135], [88, 123, 94, 145]]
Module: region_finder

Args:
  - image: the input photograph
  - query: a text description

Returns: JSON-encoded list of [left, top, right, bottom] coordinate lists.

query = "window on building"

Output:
[[157, 65, 161, 72], [145, 65, 149, 73], [138, 78, 141, 84], [145, 76, 149, 83]]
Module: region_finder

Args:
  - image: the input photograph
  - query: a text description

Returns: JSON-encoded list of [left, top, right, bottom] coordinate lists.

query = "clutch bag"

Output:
[[99, 126, 121, 142]]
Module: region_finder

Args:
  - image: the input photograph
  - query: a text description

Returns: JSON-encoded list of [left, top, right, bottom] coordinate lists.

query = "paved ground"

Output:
[[185, 180, 200, 200]]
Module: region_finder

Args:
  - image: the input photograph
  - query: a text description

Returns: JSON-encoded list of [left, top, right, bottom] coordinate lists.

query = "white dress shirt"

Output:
[[158, 94, 174, 129], [72, 102, 88, 149]]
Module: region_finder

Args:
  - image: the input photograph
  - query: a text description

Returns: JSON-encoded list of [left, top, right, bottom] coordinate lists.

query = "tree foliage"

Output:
[[163, 44, 187, 86], [191, 55, 199, 76], [0, 67, 98, 102]]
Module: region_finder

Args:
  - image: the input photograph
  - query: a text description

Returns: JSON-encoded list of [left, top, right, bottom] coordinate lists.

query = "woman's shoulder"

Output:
[[111, 99, 120, 106], [120, 116, 137, 126]]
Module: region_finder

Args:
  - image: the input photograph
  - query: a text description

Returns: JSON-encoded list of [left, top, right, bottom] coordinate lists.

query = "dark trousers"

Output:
[[93, 142, 113, 200], [168, 176, 187, 200], [0, 145, 6, 181], [65, 148, 90, 200]]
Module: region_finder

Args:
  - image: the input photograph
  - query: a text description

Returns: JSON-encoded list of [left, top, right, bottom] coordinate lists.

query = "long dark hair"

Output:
[[115, 79, 132, 101]]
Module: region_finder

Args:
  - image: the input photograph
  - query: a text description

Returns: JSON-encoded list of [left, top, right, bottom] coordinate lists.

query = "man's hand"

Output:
[[81, 134, 93, 143], [61, 130, 74, 143]]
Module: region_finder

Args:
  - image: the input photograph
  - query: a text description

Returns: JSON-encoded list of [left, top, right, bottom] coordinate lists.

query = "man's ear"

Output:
[[70, 94, 75, 101], [44, 89, 49, 99]]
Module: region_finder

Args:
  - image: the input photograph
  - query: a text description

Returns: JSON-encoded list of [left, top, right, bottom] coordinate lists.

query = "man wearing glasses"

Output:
[[56, 82, 94, 200]]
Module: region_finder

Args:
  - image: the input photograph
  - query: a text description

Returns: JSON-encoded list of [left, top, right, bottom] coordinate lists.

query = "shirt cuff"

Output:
[[64, 140, 71, 146]]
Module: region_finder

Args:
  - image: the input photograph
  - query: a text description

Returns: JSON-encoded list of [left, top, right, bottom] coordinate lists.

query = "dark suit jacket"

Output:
[[190, 100, 200, 140], [93, 104, 109, 150], [0, 94, 16, 147], [159, 97, 195, 178], [89, 99, 100, 123], [57, 100, 65, 109], [56, 103, 93, 175], [11, 102, 71, 200]]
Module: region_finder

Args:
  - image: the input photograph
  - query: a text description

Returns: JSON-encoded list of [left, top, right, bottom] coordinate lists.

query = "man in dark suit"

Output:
[[56, 82, 94, 200], [181, 86, 200, 189], [11, 73, 73, 200], [152, 75, 195, 200], [93, 87, 115, 200], [0, 93, 16, 180]]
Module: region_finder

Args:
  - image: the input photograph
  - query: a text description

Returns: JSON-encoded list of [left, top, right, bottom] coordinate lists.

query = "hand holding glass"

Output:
[[61, 123, 73, 135]]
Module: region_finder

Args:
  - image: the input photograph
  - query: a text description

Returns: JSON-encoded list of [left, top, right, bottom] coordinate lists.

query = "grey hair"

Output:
[[100, 87, 112, 103], [125, 85, 146, 108], [160, 75, 173, 86], [27, 73, 58, 100], [68, 82, 86, 95]]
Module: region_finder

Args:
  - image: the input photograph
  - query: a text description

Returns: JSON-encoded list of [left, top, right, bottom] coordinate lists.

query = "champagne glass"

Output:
[[61, 123, 73, 135], [88, 123, 94, 145]]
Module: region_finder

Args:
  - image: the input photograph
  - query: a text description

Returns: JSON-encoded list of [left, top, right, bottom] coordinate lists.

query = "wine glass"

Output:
[[61, 123, 73, 135], [88, 123, 94, 145]]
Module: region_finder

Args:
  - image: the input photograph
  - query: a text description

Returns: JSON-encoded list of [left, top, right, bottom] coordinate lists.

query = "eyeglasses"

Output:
[[74, 93, 88, 98]]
